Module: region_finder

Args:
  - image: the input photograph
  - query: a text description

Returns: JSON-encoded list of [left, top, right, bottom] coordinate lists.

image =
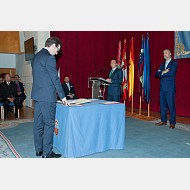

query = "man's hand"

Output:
[[68, 94, 73, 99], [62, 99, 70, 106], [17, 92, 21, 95], [158, 70, 161, 72], [9, 98, 14, 103], [106, 78, 111, 82], [162, 68, 170, 74]]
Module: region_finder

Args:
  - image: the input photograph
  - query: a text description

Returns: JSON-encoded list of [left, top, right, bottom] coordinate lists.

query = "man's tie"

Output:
[[66, 83, 70, 91], [16, 82, 20, 92], [109, 70, 113, 78]]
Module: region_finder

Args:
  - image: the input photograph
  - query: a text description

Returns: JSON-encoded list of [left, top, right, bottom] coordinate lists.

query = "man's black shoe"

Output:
[[8, 108, 14, 113], [15, 115, 18, 118], [4, 115, 8, 119], [36, 151, 43, 156], [42, 151, 61, 158]]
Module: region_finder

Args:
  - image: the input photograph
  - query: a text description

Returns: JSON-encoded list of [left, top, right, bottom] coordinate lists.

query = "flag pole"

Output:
[[139, 96, 141, 115], [147, 32, 150, 118], [131, 94, 133, 114]]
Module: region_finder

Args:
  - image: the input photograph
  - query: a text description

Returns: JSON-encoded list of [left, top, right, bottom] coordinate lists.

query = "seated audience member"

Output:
[[0, 76, 3, 84], [14, 75, 26, 108], [0, 73, 19, 118], [0, 76, 3, 103], [61, 76, 78, 100]]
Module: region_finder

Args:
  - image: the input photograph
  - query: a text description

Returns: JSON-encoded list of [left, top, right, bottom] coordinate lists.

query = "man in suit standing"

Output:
[[31, 37, 70, 158], [61, 76, 78, 100], [106, 59, 123, 102], [155, 49, 178, 129], [0, 73, 19, 118], [14, 75, 26, 108]]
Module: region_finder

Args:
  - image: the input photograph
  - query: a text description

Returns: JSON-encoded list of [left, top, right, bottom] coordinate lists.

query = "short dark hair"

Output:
[[111, 59, 117, 63], [64, 76, 69, 79], [163, 49, 172, 54], [14, 74, 19, 78], [45, 37, 62, 48], [4, 73, 10, 78]]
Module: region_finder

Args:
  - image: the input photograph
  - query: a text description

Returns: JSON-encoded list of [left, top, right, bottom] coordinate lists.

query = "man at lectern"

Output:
[[106, 59, 123, 102]]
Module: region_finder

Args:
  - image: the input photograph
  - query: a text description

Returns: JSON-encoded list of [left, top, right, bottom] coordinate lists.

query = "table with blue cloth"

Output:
[[53, 99, 125, 158]]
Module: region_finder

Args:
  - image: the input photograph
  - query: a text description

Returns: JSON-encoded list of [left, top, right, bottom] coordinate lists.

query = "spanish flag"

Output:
[[128, 38, 134, 101]]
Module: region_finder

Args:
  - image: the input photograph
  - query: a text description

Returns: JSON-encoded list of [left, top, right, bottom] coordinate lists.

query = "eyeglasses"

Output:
[[56, 47, 60, 52]]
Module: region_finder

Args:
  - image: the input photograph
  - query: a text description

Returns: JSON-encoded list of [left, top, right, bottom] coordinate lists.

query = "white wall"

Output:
[[0, 53, 16, 68], [16, 31, 50, 108]]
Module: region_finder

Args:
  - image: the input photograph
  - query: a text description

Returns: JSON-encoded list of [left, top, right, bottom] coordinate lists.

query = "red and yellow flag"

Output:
[[128, 38, 134, 101]]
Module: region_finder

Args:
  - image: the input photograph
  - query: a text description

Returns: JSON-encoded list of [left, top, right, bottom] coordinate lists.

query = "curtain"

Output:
[[50, 31, 190, 117]]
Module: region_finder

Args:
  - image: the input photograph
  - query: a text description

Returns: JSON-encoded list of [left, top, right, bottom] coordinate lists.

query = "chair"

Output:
[[0, 103, 4, 119], [0, 102, 19, 119], [9, 102, 20, 118]]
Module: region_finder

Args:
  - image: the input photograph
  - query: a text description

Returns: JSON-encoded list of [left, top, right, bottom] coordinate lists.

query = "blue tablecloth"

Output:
[[53, 100, 125, 158]]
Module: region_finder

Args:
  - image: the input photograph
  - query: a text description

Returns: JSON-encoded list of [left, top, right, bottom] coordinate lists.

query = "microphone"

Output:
[[91, 67, 104, 77], [100, 67, 106, 78]]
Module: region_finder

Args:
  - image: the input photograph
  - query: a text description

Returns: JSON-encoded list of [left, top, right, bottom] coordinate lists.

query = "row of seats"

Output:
[[0, 102, 20, 119]]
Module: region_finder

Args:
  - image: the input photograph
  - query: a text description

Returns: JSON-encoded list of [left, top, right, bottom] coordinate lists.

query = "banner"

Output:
[[121, 39, 128, 101], [143, 33, 150, 104], [138, 35, 145, 103], [174, 31, 190, 59], [128, 38, 134, 101], [117, 41, 121, 68]]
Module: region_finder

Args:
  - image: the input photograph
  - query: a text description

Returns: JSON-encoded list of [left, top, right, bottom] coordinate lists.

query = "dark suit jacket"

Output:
[[0, 81, 18, 101], [31, 48, 65, 102], [61, 82, 75, 97], [15, 81, 25, 93], [107, 67, 123, 95], [155, 59, 178, 92]]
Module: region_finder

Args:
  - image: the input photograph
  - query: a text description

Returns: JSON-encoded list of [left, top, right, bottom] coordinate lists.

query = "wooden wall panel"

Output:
[[0, 31, 23, 54], [0, 68, 16, 80]]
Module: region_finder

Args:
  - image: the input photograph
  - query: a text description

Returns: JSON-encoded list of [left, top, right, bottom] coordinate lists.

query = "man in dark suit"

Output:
[[0, 73, 19, 118], [14, 74, 26, 108], [155, 49, 178, 129], [61, 76, 78, 100], [106, 59, 123, 102], [31, 37, 70, 158]]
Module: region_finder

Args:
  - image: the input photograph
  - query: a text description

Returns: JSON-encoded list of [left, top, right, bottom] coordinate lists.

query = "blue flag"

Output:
[[138, 35, 145, 103], [143, 33, 151, 104]]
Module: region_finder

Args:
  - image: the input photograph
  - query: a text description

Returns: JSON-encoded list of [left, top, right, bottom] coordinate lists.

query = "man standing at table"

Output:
[[31, 37, 70, 158], [155, 49, 178, 129], [106, 59, 123, 102]]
